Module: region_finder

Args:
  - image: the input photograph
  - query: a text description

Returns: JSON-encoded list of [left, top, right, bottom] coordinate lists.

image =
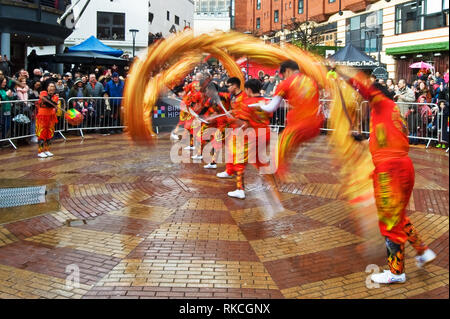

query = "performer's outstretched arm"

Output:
[[249, 95, 283, 113]]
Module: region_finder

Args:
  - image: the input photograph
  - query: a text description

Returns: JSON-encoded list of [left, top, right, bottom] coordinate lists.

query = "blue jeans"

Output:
[[1, 114, 11, 139]]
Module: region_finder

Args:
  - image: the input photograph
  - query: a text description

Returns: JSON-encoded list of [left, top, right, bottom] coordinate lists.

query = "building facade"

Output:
[[328, 0, 449, 81], [0, 0, 71, 73], [193, 0, 231, 35], [232, 0, 449, 81], [65, 0, 194, 56]]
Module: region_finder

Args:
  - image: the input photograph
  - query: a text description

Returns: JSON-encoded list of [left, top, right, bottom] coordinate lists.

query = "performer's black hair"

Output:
[[244, 79, 262, 94], [226, 77, 241, 87], [373, 82, 395, 101], [280, 60, 299, 74]]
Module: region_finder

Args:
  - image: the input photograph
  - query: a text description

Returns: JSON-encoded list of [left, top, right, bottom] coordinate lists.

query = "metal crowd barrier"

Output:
[[66, 97, 124, 137], [1, 97, 448, 151], [0, 98, 66, 149]]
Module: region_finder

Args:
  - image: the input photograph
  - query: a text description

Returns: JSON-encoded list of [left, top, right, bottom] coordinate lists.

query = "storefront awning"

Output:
[[386, 41, 449, 56]]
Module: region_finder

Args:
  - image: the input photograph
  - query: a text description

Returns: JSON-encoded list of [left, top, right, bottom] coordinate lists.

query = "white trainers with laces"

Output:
[[37, 152, 48, 158], [191, 154, 203, 160], [183, 146, 195, 150], [227, 189, 245, 199], [204, 163, 217, 169], [371, 270, 406, 284], [44, 151, 54, 157], [216, 171, 233, 178], [415, 249, 436, 268]]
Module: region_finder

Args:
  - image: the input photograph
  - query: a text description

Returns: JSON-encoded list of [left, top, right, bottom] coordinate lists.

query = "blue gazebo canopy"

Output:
[[68, 36, 123, 57]]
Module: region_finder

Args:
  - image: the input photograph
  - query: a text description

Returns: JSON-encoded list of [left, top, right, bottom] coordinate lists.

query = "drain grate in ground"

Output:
[[0, 186, 46, 208]]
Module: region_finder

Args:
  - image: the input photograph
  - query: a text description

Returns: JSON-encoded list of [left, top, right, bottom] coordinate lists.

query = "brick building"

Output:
[[233, 0, 378, 35]]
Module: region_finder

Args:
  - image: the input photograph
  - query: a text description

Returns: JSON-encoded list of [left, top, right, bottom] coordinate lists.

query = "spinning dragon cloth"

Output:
[[122, 30, 375, 212]]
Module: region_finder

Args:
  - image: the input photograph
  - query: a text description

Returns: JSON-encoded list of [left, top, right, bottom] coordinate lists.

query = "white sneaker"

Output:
[[44, 151, 54, 157], [216, 171, 233, 178], [170, 132, 180, 140], [204, 163, 217, 169], [371, 270, 406, 284], [228, 189, 246, 199], [183, 146, 195, 150], [37, 152, 48, 158], [416, 249, 436, 268], [191, 154, 203, 160]]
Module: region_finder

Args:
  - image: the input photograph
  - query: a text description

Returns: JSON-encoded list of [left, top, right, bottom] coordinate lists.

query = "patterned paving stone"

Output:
[[0, 227, 18, 247], [180, 198, 228, 211], [0, 241, 120, 286], [230, 206, 298, 225], [280, 259, 449, 299], [0, 263, 92, 299], [95, 259, 278, 290], [127, 239, 260, 262], [25, 227, 143, 258], [250, 226, 365, 262], [0, 134, 447, 299], [108, 204, 176, 223], [147, 223, 247, 242]]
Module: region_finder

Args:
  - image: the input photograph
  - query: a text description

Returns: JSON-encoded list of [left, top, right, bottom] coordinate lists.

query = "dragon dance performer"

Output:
[[255, 60, 323, 176], [36, 82, 59, 158], [341, 68, 436, 284], [180, 73, 204, 151], [203, 77, 246, 169], [216, 79, 272, 199], [209, 77, 247, 171], [191, 81, 228, 161]]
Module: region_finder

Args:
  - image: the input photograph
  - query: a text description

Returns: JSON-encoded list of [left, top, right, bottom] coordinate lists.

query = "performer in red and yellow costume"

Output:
[[256, 60, 323, 176], [203, 77, 246, 169], [341, 68, 436, 284], [182, 74, 204, 151], [216, 79, 272, 199], [36, 82, 59, 158]]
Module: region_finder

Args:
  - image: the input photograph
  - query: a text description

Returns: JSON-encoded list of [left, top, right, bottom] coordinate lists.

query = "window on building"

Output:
[[97, 12, 125, 41], [329, 0, 336, 3], [167, 11, 170, 21], [175, 15, 180, 25], [289, 2, 292, 8], [298, 0, 304, 14], [257, 0, 261, 10], [149, 12, 154, 24], [274, 10, 279, 23], [345, 10, 383, 54], [256, 17, 261, 28], [395, 0, 449, 34]]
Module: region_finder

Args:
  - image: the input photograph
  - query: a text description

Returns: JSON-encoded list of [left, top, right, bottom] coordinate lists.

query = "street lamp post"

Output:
[[376, 33, 384, 62], [129, 29, 139, 57]]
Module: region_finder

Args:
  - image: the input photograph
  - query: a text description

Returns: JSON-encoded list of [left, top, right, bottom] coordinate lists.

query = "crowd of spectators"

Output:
[[0, 60, 126, 144], [1, 57, 448, 149], [370, 68, 449, 148]]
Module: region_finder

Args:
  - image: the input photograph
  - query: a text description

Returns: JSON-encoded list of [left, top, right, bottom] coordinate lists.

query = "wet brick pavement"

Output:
[[0, 133, 448, 299]]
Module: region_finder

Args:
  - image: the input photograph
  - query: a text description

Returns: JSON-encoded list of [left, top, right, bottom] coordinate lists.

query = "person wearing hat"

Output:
[[104, 72, 124, 133], [68, 78, 89, 100], [63, 72, 73, 88]]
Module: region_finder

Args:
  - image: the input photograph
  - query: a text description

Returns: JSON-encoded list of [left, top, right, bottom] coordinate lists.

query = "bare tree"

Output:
[[288, 18, 323, 51]]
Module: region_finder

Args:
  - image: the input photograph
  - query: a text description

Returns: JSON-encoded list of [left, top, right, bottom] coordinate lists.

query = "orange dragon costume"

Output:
[[346, 70, 435, 282], [36, 90, 59, 155]]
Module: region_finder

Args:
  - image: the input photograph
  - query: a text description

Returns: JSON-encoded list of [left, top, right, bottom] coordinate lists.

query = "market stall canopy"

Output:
[[329, 44, 380, 69], [67, 36, 123, 57], [35, 51, 129, 65]]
